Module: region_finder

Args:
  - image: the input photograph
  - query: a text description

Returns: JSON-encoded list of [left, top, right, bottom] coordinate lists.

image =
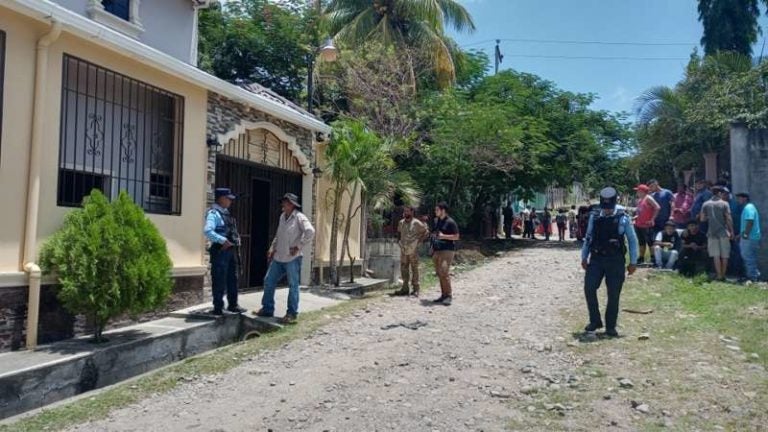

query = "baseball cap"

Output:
[[634, 184, 650, 193]]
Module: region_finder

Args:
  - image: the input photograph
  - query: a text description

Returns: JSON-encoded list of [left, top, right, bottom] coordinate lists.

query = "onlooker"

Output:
[[671, 184, 693, 228], [522, 206, 533, 239], [633, 184, 660, 265], [679, 219, 708, 277], [649, 179, 674, 237], [256, 193, 316, 324], [736, 192, 762, 282], [690, 179, 713, 226], [391, 206, 428, 297], [431, 202, 460, 306], [568, 205, 578, 239], [502, 203, 514, 239], [727, 188, 744, 277], [653, 221, 681, 269], [530, 207, 539, 239], [556, 209, 568, 241], [541, 208, 552, 241], [700, 186, 734, 281]]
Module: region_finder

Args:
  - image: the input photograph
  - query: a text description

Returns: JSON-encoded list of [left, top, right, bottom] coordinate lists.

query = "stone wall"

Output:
[[729, 124, 768, 276], [0, 276, 204, 352]]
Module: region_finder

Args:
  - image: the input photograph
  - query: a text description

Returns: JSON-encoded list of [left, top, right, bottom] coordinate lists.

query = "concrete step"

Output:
[[324, 277, 391, 297]]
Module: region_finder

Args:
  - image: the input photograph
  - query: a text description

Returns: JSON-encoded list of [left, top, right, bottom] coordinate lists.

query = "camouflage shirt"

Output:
[[398, 217, 428, 255]]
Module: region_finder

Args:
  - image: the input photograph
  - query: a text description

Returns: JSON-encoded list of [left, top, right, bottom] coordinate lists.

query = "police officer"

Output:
[[204, 188, 246, 315], [580, 187, 639, 337]]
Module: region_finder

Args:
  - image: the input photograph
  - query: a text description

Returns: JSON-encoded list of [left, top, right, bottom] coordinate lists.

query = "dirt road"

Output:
[[66, 242, 767, 432]]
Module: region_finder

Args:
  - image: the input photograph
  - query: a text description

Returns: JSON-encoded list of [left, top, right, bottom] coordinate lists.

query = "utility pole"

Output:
[[494, 39, 503, 74]]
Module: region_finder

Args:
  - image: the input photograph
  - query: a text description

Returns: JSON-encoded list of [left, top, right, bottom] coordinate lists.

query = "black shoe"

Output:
[[410, 290, 420, 298], [227, 305, 246, 314], [253, 308, 274, 318], [433, 295, 447, 303], [605, 329, 619, 338], [584, 322, 603, 332], [211, 309, 224, 316], [389, 289, 410, 297], [442, 296, 453, 306]]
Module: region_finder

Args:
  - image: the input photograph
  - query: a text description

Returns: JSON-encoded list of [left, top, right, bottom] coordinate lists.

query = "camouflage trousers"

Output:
[[400, 252, 420, 293]]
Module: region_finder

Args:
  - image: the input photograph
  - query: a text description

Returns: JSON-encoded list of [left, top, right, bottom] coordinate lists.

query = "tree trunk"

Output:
[[339, 180, 360, 286], [328, 182, 344, 286]]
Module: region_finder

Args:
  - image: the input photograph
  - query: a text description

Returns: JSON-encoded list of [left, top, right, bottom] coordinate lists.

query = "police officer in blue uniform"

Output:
[[580, 187, 639, 337], [204, 188, 246, 315]]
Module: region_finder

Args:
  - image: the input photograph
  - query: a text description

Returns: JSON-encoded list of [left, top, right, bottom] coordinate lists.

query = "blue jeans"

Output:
[[210, 247, 238, 311], [261, 258, 302, 316], [740, 239, 762, 281]]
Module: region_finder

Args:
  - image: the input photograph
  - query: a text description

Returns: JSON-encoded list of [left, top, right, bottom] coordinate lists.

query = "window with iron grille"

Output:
[[0, 31, 5, 160], [58, 55, 184, 215], [102, 0, 130, 21]]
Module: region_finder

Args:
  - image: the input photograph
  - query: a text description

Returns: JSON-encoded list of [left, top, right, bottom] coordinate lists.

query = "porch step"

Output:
[[325, 277, 391, 296]]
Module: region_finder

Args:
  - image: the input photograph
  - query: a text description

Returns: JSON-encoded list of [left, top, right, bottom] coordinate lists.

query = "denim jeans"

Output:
[[261, 257, 302, 316], [740, 239, 762, 281], [584, 255, 626, 330], [210, 247, 238, 312]]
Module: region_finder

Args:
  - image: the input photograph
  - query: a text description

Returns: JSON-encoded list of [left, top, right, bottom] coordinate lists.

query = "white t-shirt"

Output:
[[522, 209, 531, 222]]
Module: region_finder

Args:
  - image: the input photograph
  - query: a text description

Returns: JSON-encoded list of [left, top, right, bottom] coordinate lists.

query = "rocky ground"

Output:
[[64, 241, 767, 432]]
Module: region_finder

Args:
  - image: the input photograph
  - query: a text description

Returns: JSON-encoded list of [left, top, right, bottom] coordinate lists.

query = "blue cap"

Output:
[[215, 188, 236, 200], [599, 187, 617, 209]]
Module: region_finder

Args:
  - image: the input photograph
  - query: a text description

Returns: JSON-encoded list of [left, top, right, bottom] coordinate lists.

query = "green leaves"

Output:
[[39, 190, 173, 341]]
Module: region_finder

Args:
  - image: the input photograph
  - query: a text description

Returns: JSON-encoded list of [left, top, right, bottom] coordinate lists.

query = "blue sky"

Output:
[[451, 0, 768, 115]]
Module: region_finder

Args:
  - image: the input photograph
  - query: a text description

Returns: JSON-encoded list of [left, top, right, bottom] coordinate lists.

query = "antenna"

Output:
[[494, 39, 504, 74]]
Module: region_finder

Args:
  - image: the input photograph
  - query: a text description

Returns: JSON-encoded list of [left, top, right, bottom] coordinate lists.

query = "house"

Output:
[[0, 0, 361, 353]]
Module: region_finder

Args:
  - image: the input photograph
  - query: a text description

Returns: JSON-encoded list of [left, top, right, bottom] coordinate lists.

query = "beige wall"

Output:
[[314, 143, 363, 265], [0, 9, 208, 275]]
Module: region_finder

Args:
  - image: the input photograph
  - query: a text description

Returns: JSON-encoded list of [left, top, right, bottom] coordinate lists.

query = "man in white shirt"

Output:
[[254, 193, 315, 324]]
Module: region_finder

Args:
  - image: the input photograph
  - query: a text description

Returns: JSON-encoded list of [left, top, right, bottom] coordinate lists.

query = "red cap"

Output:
[[634, 184, 650, 193]]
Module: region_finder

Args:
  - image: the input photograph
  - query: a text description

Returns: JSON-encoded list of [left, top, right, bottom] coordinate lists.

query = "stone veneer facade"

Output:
[[206, 92, 320, 285]]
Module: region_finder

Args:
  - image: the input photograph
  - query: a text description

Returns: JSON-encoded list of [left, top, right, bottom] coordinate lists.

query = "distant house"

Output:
[[0, 0, 357, 352]]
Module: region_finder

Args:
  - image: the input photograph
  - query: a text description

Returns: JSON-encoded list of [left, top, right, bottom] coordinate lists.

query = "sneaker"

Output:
[[584, 322, 603, 332], [227, 305, 247, 314], [442, 296, 453, 306], [211, 309, 224, 316], [253, 308, 274, 318], [279, 314, 298, 325], [389, 289, 410, 297], [432, 295, 447, 303], [605, 328, 619, 338]]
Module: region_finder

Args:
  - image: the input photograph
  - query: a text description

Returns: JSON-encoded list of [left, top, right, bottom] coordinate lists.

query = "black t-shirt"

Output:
[[682, 230, 707, 248], [433, 216, 459, 251]]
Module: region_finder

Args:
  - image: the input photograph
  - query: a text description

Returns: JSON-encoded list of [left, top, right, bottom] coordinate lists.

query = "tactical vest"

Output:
[[210, 208, 240, 246], [589, 212, 626, 257]]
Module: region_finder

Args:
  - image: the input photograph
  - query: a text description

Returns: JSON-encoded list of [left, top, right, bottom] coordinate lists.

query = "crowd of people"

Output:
[[630, 179, 762, 283]]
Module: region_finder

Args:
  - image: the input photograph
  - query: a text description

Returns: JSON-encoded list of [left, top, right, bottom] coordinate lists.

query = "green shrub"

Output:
[[40, 190, 173, 342]]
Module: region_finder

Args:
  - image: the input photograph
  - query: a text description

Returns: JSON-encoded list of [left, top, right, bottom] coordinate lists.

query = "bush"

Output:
[[40, 190, 173, 342]]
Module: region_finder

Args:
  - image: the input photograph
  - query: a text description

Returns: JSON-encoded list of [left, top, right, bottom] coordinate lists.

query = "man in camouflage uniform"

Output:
[[391, 206, 428, 297]]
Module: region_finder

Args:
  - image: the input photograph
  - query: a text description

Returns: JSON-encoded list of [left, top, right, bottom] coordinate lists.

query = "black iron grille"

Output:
[[58, 54, 184, 215]]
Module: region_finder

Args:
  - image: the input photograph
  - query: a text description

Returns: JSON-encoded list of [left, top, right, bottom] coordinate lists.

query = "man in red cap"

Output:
[[633, 184, 660, 266]]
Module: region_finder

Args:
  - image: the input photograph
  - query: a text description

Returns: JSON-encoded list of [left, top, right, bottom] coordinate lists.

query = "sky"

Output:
[[450, 0, 768, 115]]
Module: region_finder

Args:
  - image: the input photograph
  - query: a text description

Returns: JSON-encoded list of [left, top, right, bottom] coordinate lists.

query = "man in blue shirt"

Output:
[[690, 180, 713, 228], [649, 179, 674, 230], [581, 187, 639, 338], [736, 193, 762, 282], [204, 188, 246, 315]]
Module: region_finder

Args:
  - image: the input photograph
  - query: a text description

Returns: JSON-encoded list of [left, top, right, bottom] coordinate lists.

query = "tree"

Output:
[[325, 119, 419, 285], [198, 0, 313, 101], [323, 0, 475, 88], [39, 191, 173, 342], [698, 0, 768, 56]]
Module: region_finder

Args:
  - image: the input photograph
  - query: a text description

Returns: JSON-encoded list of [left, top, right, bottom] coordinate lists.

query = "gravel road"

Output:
[[67, 243, 608, 432]]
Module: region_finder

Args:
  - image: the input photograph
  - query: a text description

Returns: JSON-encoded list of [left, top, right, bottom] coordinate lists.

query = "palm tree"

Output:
[[323, 0, 475, 88], [325, 119, 420, 285]]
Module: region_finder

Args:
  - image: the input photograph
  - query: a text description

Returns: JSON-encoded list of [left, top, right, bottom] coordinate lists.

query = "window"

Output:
[[87, 0, 143, 38], [58, 55, 184, 215], [0, 31, 5, 160], [102, 0, 130, 21]]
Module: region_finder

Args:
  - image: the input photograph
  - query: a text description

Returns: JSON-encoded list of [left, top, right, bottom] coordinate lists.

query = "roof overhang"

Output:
[[1, 0, 331, 134]]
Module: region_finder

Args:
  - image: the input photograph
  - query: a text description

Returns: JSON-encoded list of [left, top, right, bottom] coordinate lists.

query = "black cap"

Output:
[[599, 187, 618, 209], [215, 187, 236, 200], [664, 220, 676, 228], [280, 193, 301, 208]]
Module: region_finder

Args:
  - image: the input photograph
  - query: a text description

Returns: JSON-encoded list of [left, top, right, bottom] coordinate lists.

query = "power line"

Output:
[[462, 37, 695, 48], [500, 53, 688, 61]]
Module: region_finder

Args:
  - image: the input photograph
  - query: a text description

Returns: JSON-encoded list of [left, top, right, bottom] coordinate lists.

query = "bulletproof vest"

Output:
[[211, 208, 240, 245], [589, 212, 626, 257]]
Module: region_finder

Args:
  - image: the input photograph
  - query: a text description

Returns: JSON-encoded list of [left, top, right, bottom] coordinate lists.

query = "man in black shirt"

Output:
[[431, 202, 460, 306], [679, 219, 708, 277], [652, 221, 682, 269]]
